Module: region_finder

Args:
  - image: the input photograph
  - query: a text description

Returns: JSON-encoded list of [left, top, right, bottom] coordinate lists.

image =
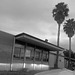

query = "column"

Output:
[[23, 43, 27, 68], [19, 48, 21, 59], [10, 37, 15, 71], [33, 46, 36, 70], [48, 51, 50, 69], [41, 50, 43, 70]]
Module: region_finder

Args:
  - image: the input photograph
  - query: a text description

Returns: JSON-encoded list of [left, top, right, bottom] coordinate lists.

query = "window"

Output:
[[35, 49, 41, 61], [14, 44, 24, 59], [30, 49, 34, 60], [43, 51, 48, 62], [25, 46, 34, 61], [25, 49, 31, 60], [20, 48, 24, 59], [14, 47, 21, 58]]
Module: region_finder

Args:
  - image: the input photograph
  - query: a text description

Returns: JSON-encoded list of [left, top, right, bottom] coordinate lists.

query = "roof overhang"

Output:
[[15, 33, 64, 51]]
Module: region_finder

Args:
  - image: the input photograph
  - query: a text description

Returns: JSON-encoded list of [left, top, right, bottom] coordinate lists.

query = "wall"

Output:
[[49, 51, 65, 69], [58, 51, 65, 68], [49, 53, 56, 68], [58, 55, 64, 68], [0, 31, 14, 63]]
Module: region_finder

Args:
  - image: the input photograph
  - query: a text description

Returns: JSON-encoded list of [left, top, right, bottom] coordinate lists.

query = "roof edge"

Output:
[[15, 32, 64, 51]]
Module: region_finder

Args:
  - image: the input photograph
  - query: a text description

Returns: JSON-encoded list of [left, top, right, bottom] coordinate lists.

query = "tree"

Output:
[[63, 50, 75, 70], [63, 18, 75, 69], [63, 50, 74, 60], [52, 2, 69, 68]]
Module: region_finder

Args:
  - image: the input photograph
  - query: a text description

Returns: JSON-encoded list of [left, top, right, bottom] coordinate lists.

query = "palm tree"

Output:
[[52, 2, 69, 68], [63, 18, 75, 69]]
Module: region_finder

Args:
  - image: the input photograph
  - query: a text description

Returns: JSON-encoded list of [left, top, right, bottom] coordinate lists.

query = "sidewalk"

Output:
[[35, 68, 75, 75]]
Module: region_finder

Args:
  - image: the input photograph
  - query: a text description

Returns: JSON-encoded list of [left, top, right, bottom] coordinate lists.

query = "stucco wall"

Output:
[[0, 31, 14, 63], [49, 51, 65, 69], [58, 51, 65, 68], [58, 56, 64, 68], [49, 53, 56, 68]]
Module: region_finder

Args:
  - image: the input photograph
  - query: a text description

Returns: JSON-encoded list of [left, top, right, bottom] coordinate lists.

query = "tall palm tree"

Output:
[[52, 2, 69, 68], [63, 18, 75, 69]]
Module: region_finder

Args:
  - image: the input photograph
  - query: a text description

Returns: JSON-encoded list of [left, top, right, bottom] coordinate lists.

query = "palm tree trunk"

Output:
[[57, 24, 60, 46], [68, 37, 71, 69], [54, 24, 60, 68]]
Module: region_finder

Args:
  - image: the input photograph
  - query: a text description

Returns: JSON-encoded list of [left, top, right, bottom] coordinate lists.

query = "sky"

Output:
[[0, 0, 75, 52]]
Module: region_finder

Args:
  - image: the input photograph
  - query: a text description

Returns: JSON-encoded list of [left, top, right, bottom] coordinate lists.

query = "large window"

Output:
[[25, 46, 34, 61], [20, 48, 24, 59], [30, 49, 34, 60], [43, 51, 48, 62], [35, 49, 41, 61], [14, 44, 24, 59]]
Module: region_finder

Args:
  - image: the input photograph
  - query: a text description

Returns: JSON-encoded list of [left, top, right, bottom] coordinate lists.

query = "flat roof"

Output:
[[15, 33, 64, 51]]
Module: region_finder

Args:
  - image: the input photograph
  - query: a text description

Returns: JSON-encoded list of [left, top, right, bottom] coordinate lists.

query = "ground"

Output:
[[35, 68, 75, 75], [0, 69, 75, 75], [0, 68, 75, 75], [0, 69, 44, 75]]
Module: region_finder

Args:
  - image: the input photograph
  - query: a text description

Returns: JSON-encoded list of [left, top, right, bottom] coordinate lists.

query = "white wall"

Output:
[[49, 53, 56, 68], [58, 56, 64, 68], [58, 51, 65, 68], [49, 51, 65, 69]]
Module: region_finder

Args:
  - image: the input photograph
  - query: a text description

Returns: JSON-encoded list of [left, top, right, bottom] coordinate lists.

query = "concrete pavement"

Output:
[[35, 68, 75, 75]]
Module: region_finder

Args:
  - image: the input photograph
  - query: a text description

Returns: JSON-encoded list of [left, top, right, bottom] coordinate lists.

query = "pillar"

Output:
[[19, 48, 21, 59], [48, 51, 50, 69], [33, 46, 36, 70], [23, 43, 27, 68], [10, 37, 15, 71], [41, 50, 43, 70]]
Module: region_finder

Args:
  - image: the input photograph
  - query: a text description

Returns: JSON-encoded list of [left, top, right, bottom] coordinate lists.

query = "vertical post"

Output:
[[33, 46, 36, 70], [23, 43, 27, 68], [19, 48, 21, 59], [41, 50, 43, 70], [10, 37, 15, 71], [48, 51, 50, 69]]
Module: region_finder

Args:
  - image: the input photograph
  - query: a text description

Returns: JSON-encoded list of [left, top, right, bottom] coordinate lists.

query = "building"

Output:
[[0, 30, 65, 70]]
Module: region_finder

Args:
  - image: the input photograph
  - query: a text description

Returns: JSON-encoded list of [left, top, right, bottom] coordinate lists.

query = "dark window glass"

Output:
[[30, 49, 34, 60], [14, 44, 24, 59], [25, 46, 34, 61], [43, 51, 48, 62], [14, 47, 20, 58], [20, 48, 24, 59], [35, 49, 41, 61]]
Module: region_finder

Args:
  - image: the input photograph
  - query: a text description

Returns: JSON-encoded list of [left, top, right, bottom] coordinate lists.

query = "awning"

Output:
[[15, 33, 64, 51]]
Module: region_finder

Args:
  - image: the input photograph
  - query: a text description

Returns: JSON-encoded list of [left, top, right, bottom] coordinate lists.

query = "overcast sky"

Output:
[[0, 0, 75, 51]]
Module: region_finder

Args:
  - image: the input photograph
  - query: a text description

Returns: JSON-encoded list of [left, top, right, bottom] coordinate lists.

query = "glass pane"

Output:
[[43, 51, 48, 62], [26, 46, 34, 61], [35, 49, 41, 61]]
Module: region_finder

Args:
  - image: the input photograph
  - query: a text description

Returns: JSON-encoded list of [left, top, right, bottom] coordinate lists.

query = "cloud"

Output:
[[0, 0, 52, 22], [0, 0, 75, 52]]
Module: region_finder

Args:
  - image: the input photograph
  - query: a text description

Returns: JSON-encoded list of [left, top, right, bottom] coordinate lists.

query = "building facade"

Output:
[[0, 30, 65, 70]]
